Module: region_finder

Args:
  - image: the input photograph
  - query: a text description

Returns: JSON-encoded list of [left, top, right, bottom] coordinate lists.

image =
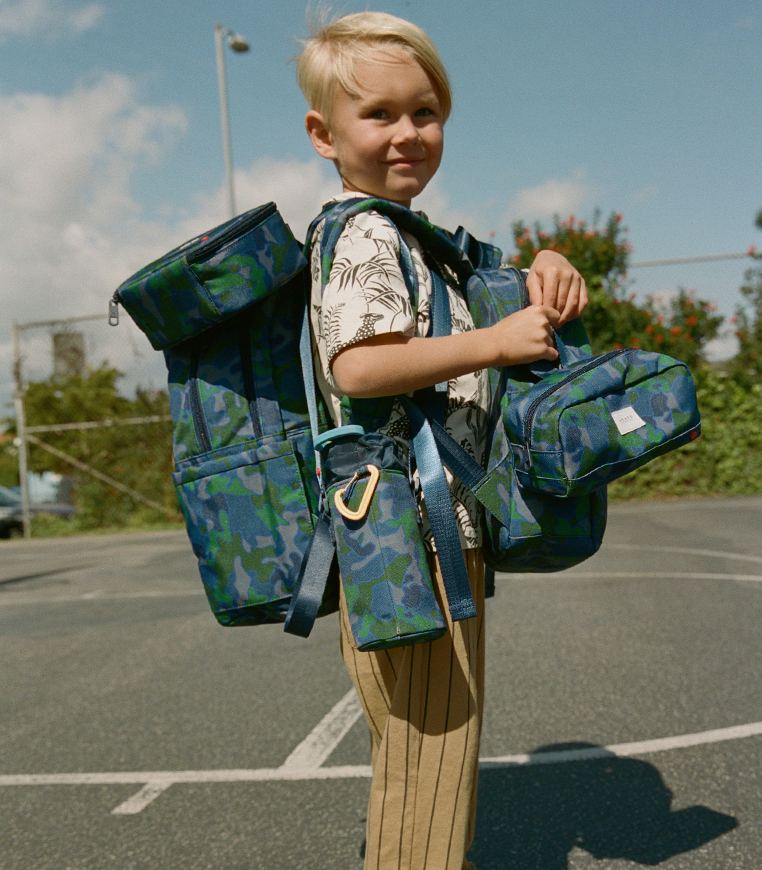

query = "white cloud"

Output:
[[502, 172, 592, 228], [0, 0, 104, 39], [0, 70, 347, 415], [0, 73, 188, 410], [193, 156, 340, 244]]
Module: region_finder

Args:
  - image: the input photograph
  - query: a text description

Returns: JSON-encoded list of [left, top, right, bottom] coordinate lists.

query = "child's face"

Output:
[[309, 47, 444, 207]]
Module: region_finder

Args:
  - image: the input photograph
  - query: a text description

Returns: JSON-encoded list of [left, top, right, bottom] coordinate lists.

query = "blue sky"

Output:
[[1, 0, 760, 409]]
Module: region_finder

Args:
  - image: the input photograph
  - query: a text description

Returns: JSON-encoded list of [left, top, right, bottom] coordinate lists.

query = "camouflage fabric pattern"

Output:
[[174, 439, 318, 626], [456, 265, 608, 572], [323, 432, 445, 651], [164, 280, 337, 627], [329, 468, 445, 651], [115, 204, 306, 350], [503, 349, 701, 497], [475, 425, 608, 572], [116, 205, 339, 628]]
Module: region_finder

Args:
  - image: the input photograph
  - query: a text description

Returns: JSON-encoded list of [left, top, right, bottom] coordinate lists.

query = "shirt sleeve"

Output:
[[320, 211, 416, 365]]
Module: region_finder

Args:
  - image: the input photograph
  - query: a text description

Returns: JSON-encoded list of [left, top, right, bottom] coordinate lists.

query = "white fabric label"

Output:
[[610, 406, 646, 435]]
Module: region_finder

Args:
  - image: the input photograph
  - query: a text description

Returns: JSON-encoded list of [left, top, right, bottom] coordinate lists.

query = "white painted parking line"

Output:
[[281, 689, 364, 770], [484, 721, 762, 766], [5, 569, 762, 609], [2, 719, 762, 814], [112, 780, 174, 815], [502, 572, 762, 583], [606, 543, 762, 565], [0, 589, 204, 607]]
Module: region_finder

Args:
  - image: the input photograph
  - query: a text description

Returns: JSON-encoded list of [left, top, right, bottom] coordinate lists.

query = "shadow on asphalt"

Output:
[[470, 743, 738, 869]]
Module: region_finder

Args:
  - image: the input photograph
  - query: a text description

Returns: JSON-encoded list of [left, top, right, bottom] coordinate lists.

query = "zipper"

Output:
[[522, 348, 628, 461], [187, 202, 277, 264], [238, 318, 263, 441], [189, 338, 213, 454], [108, 296, 119, 326]]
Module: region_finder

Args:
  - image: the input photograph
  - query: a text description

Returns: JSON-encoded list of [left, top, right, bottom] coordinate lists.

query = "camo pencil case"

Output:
[[323, 432, 446, 651], [504, 341, 701, 498]]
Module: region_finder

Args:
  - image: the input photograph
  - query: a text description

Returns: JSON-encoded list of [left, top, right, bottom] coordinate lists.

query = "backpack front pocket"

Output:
[[173, 439, 315, 626]]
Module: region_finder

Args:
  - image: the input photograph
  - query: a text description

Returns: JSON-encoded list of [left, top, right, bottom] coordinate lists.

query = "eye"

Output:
[[367, 109, 389, 120], [414, 107, 436, 118]]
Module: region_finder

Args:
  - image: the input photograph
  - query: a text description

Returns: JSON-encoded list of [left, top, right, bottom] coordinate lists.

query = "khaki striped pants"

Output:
[[339, 549, 485, 870]]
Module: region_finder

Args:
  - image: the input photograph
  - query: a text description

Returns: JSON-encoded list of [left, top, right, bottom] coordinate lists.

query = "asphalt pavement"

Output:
[[1, 496, 760, 869]]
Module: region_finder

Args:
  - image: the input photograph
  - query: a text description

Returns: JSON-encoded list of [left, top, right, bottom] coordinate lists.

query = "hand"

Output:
[[526, 250, 588, 326], [490, 305, 561, 366]]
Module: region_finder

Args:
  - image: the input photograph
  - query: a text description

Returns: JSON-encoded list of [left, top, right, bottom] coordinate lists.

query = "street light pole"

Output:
[[214, 22, 249, 220]]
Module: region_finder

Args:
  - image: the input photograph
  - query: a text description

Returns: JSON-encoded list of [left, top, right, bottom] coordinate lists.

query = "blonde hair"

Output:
[[296, 11, 452, 126]]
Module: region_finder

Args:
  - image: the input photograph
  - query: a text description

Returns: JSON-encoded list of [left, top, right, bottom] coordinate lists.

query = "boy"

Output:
[[297, 12, 587, 870]]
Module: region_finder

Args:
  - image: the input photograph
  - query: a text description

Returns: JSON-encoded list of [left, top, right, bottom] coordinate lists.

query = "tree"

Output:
[[728, 209, 762, 386], [8, 365, 179, 530], [509, 212, 722, 364]]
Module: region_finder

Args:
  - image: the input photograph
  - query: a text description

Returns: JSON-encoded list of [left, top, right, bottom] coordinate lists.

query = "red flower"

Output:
[[655, 333, 664, 343], [685, 315, 698, 326], [645, 324, 654, 334], [671, 326, 682, 336]]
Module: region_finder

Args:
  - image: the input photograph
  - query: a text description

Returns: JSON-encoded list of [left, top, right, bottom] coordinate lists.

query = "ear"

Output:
[[305, 110, 337, 160]]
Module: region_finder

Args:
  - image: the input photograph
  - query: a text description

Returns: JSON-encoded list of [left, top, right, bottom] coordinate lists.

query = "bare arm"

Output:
[[332, 305, 561, 398]]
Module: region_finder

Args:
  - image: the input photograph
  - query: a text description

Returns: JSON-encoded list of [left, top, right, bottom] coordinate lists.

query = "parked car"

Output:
[[0, 485, 76, 538], [0, 485, 23, 539]]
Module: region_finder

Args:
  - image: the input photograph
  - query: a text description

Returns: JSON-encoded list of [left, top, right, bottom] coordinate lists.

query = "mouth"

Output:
[[386, 157, 425, 169]]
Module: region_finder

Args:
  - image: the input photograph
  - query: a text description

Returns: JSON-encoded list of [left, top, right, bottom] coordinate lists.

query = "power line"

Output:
[[630, 250, 756, 268]]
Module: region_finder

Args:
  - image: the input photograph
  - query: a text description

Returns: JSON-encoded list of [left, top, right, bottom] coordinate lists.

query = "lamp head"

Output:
[[227, 32, 250, 52]]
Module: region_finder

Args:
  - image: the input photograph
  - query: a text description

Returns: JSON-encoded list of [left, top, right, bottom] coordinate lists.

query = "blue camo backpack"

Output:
[[111, 204, 340, 627]]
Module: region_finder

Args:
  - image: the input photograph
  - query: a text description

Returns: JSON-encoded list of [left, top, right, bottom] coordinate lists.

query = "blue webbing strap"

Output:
[[429, 269, 451, 395], [416, 403, 504, 523], [401, 396, 476, 622], [283, 507, 335, 637], [283, 277, 336, 638]]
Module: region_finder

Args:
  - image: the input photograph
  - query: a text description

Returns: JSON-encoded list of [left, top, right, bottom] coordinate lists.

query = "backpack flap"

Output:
[[114, 203, 306, 350]]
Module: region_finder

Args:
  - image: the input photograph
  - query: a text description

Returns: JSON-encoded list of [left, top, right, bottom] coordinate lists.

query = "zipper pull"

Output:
[[108, 298, 119, 326], [524, 444, 534, 469]]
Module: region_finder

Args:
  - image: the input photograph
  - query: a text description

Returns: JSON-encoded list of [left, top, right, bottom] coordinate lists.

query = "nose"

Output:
[[391, 115, 420, 145]]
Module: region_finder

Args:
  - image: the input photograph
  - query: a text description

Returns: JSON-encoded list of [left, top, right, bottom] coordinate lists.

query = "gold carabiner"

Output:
[[333, 464, 380, 521]]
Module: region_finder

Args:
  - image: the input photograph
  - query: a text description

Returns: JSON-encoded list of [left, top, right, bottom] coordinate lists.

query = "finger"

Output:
[[543, 343, 560, 362], [555, 270, 573, 319], [558, 274, 579, 325], [541, 305, 562, 328], [525, 270, 543, 306], [578, 277, 589, 314], [541, 268, 559, 311]]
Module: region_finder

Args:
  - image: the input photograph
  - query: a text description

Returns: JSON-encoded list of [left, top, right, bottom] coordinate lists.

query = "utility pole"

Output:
[[11, 313, 103, 539], [12, 321, 32, 538]]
